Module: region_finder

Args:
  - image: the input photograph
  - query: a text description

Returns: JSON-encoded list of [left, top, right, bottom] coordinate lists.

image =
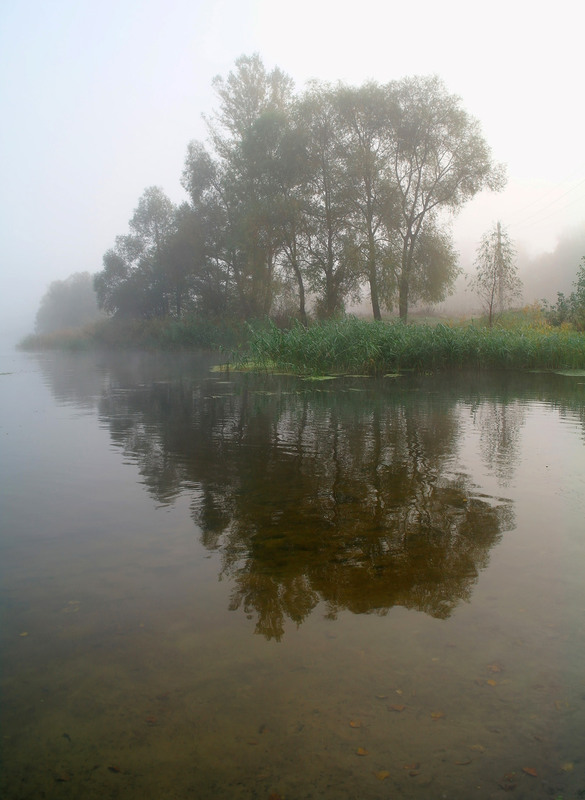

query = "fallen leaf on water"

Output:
[[19, 632, 28, 637], [470, 744, 485, 752], [430, 711, 444, 720], [409, 770, 420, 777], [403, 762, 420, 770], [486, 679, 497, 687], [522, 766, 538, 777], [374, 771, 390, 781], [454, 759, 472, 765], [561, 762, 574, 772], [356, 747, 368, 756], [487, 663, 502, 673], [375, 694, 387, 700], [349, 720, 362, 728], [388, 704, 406, 712]]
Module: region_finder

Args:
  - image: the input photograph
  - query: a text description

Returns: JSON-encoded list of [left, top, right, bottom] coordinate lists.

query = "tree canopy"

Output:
[[35, 272, 103, 334], [94, 56, 504, 323]]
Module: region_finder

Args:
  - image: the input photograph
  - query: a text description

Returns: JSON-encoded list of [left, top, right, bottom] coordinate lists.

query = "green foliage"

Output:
[[542, 257, 585, 330], [236, 316, 585, 375], [91, 56, 500, 327], [94, 186, 181, 319]]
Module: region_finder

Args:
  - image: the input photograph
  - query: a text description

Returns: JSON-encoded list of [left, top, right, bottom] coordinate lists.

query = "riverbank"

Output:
[[18, 315, 585, 375]]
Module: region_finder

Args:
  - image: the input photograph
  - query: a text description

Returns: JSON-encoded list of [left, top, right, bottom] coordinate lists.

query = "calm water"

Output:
[[1, 349, 584, 799]]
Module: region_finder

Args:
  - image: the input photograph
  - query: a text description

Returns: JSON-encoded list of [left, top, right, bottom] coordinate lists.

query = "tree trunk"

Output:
[[398, 278, 409, 322], [367, 231, 381, 320], [370, 272, 381, 320], [399, 242, 413, 322], [289, 240, 307, 325], [297, 272, 307, 326]]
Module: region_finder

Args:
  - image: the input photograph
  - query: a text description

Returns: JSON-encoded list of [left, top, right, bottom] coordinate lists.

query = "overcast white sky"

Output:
[[1, 0, 584, 340]]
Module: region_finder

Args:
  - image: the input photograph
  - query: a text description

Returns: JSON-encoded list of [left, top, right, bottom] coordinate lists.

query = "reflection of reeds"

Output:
[[239, 317, 585, 374]]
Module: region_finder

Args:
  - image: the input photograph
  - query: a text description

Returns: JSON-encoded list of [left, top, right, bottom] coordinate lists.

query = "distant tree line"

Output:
[[94, 54, 504, 324], [35, 271, 104, 334]]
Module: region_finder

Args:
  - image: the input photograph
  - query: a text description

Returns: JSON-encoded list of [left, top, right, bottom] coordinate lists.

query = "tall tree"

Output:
[[94, 187, 178, 318], [469, 222, 522, 326], [388, 76, 505, 321], [336, 82, 398, 319], [298, 83, 360, 318], [181, 141, 233, 316], [202, 54, 296, 318]]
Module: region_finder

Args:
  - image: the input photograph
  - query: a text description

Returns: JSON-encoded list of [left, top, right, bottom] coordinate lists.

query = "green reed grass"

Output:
[[237, 317, 585, 375]]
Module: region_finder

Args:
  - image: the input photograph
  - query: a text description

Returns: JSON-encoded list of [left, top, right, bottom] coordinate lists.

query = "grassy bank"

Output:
[[237, 317, 585, 375], [18, 314, 585, 375], [18, 316, 243, 352]]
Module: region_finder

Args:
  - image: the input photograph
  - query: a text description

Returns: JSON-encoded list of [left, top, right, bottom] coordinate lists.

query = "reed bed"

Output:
[[19, 317, 241, 352], [239, 317, 585, 375]]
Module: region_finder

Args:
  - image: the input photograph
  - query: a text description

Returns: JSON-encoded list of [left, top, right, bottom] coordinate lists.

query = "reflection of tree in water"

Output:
[[95, 371, 516, 639], [37, 356, 585, 639], [471, 399, 526, 485], [205, 393, 515, 638]]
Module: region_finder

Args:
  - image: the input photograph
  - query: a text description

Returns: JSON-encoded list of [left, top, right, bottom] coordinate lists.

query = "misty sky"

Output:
[[1, 0, 584, 340]]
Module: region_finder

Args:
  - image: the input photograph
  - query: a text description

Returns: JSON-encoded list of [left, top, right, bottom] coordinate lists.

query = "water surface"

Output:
[[1, 350, 584, 799]]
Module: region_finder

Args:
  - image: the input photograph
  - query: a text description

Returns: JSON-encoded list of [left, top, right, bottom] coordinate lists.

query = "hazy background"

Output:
[[1, 0, 584, 342]]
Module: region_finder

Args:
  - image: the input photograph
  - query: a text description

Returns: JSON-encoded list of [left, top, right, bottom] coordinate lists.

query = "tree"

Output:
[[469, 222, 522, 326], [95, 59, 505, 327], [181, 141, 233, 316], [298, 83, 360, 318], [388, 76, 505, 321], [196, 54, 297, 319], [336, 82, 398, 319], [542, 256, 585, 329], [406, 224, 460, 307], [94, 187, 178, 318], [35, 272, 103, 333], [209, 53, 293, 145], [570, 257, 585, 329]]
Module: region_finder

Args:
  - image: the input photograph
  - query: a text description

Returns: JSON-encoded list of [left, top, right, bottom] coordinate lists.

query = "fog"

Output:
[[1, 0, 583, 342]]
